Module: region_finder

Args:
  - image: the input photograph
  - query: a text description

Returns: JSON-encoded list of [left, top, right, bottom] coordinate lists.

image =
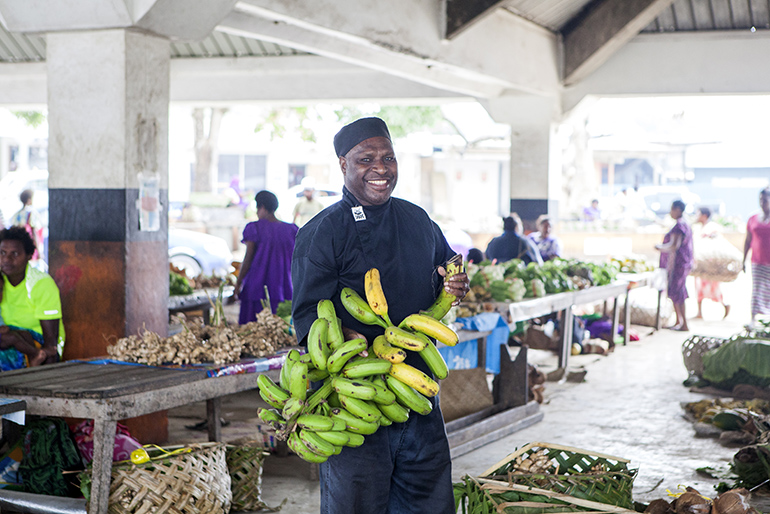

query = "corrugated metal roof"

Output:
[[0, 23, 307, 63], [642, 0, 770, 32], [0, 0, 766, 64], [502, 0, 597, 32]]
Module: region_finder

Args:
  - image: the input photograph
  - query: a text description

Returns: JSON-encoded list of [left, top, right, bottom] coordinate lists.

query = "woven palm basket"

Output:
[[226, 442, 269, 512], [454, 442, 638, 514], [682, 335, 728, 378], [86, 443, 232, 514]]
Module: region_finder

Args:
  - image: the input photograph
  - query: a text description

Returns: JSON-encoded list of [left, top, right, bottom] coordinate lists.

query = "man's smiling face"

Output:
[[340, 136, 397, 206]]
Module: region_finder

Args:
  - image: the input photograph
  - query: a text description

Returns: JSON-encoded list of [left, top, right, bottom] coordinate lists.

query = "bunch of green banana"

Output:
[[259, 262, 462, 464]]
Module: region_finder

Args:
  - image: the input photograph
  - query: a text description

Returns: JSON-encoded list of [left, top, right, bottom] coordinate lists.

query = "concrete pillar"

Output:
[[46, 29, 170, 441], [484, 94, 562, 230]]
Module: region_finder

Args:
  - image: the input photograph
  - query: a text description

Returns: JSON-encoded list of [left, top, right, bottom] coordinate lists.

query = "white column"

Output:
[[484, 94, 562, 228]]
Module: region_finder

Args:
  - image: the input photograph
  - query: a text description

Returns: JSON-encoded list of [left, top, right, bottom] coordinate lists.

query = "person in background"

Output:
[[467, 247, 485, 264], [486, 214, 543, 265], [693, 207, 730, 319], [528, 215, 562, 261], [655, 200, 694, 331], [291, 117, 469, 514], [582, 199, 601, 222], [0, 227, 65, 370], [235, 190, 298, 323], [10, 189, 44, 264], [292, 184, 325, 228], [743, 188, 770, 326]]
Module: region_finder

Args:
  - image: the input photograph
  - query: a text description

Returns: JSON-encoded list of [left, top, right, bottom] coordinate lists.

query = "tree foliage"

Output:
[[12, 111, 46, 128]]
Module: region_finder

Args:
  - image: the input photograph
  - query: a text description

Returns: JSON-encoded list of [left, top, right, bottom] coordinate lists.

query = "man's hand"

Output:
[[341, 327, 369, 356], [438, 266, 470, 305]]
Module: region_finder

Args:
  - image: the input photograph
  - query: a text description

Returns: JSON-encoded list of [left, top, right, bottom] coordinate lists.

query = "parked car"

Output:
[[637, 186, 700, 217], [168, 227, 234, 278]]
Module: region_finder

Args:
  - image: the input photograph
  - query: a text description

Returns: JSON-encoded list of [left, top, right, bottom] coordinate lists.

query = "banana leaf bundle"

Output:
[[730, 444, 770, 490]]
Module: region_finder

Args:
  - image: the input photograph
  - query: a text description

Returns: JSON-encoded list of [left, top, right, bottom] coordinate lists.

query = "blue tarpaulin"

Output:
[[438, 312, 510, 374]]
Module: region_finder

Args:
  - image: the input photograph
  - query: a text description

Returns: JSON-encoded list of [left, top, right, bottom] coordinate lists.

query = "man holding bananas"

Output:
[[292, 117, 469, 513]]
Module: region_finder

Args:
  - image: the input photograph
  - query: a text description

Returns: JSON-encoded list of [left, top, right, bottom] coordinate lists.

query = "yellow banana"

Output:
[[372, 335, 407, 363], [340, 288, 388, 328], [384, 326, 428, 352], [317, 300, 345, 349], [364, 268, 393, 326], [418, 342, 449, 380], [399, 313, 459, 347], [421, 254, 463, 319], [388, 362, 439, 397]]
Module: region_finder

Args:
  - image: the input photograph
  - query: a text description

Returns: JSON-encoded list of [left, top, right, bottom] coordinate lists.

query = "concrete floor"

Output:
[[167, 275, 767, 512]]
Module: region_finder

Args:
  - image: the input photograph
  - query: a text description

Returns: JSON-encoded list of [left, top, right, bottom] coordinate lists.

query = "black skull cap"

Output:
[[333, 117, 392, 158]]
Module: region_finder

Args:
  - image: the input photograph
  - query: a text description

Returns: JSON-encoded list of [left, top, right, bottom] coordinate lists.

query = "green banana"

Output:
[[297, 413, 335, 432], [340, 288, 388, 328], [297, 352, 314, 365], [331, 408, 380, 435], [307, 368, 331, 382], [318, 300, 345, 349], [372, 334, 407, 363], [377, 399, 410, 423], [384, 326, 428, 352], [389, 361, 439, 397], [421, 254, 463, 319], [258, 408, 285, 429], [338, 394, 382, 424], [259, 390, 286, 410], [327, 338, 367, 374], [386, 375, 433, 416], [341, 356, 392, 379], [314, 430, 350, 447], [289, 361, 309, 401], [399, 313, 459, 347], [378, 415, 392, 427], [280, 349, 301, 390], [288, 432, 328, 463], [282, 396, 305, 420], [299, 428, 337, 457], [418, 341, 449, 380], [344, 431, 365, 447], [332, 376, 377, 400], [330, 415, 347, 431], [258, 374, 290, 403], [369, 376, 397, 405], [307, 317, 331, 371]]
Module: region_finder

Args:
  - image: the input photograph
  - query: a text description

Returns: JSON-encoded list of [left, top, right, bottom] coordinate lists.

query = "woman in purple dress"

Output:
[[655, 200, 694, 331], [235, 190, 298, 324]]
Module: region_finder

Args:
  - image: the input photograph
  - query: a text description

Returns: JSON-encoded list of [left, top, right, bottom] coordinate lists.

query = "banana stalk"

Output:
[[421, 254, 463, 320]]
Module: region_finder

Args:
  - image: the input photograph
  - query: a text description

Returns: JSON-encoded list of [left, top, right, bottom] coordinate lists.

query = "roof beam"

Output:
[[562, 0, 676, 86], [444, 0, 508, 40]]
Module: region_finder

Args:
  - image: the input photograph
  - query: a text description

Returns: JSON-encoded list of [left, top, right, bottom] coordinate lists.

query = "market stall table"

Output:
[[0, 359, 280, 514], [618, 269, 668, 344], [508, 282, 630, 376]]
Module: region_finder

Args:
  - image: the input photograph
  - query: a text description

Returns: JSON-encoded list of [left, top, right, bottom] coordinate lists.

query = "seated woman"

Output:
[[0, 226, 65, 370], [528, 215, 562, 261]]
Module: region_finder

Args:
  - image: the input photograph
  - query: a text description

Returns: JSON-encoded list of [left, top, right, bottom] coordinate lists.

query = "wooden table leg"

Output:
[[91, 419, 118, 514], [207, 397, 222, 442], [477, 336, 487, 372], [558, 308, 573, 371], [655, 290, 664, 331]]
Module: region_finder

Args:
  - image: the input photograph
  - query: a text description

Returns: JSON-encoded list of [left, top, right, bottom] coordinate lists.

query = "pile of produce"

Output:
[[644, 486, 758, 514], [169, 271, 194, 296], [169, 266, 235, 296], [107, 293, 294, 365], [257, 260, 461, 463], [462, 258, 619, 305], [611, 256, 655, 273], [702, 337, 770, 390], [683, 398, 770, 446]]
